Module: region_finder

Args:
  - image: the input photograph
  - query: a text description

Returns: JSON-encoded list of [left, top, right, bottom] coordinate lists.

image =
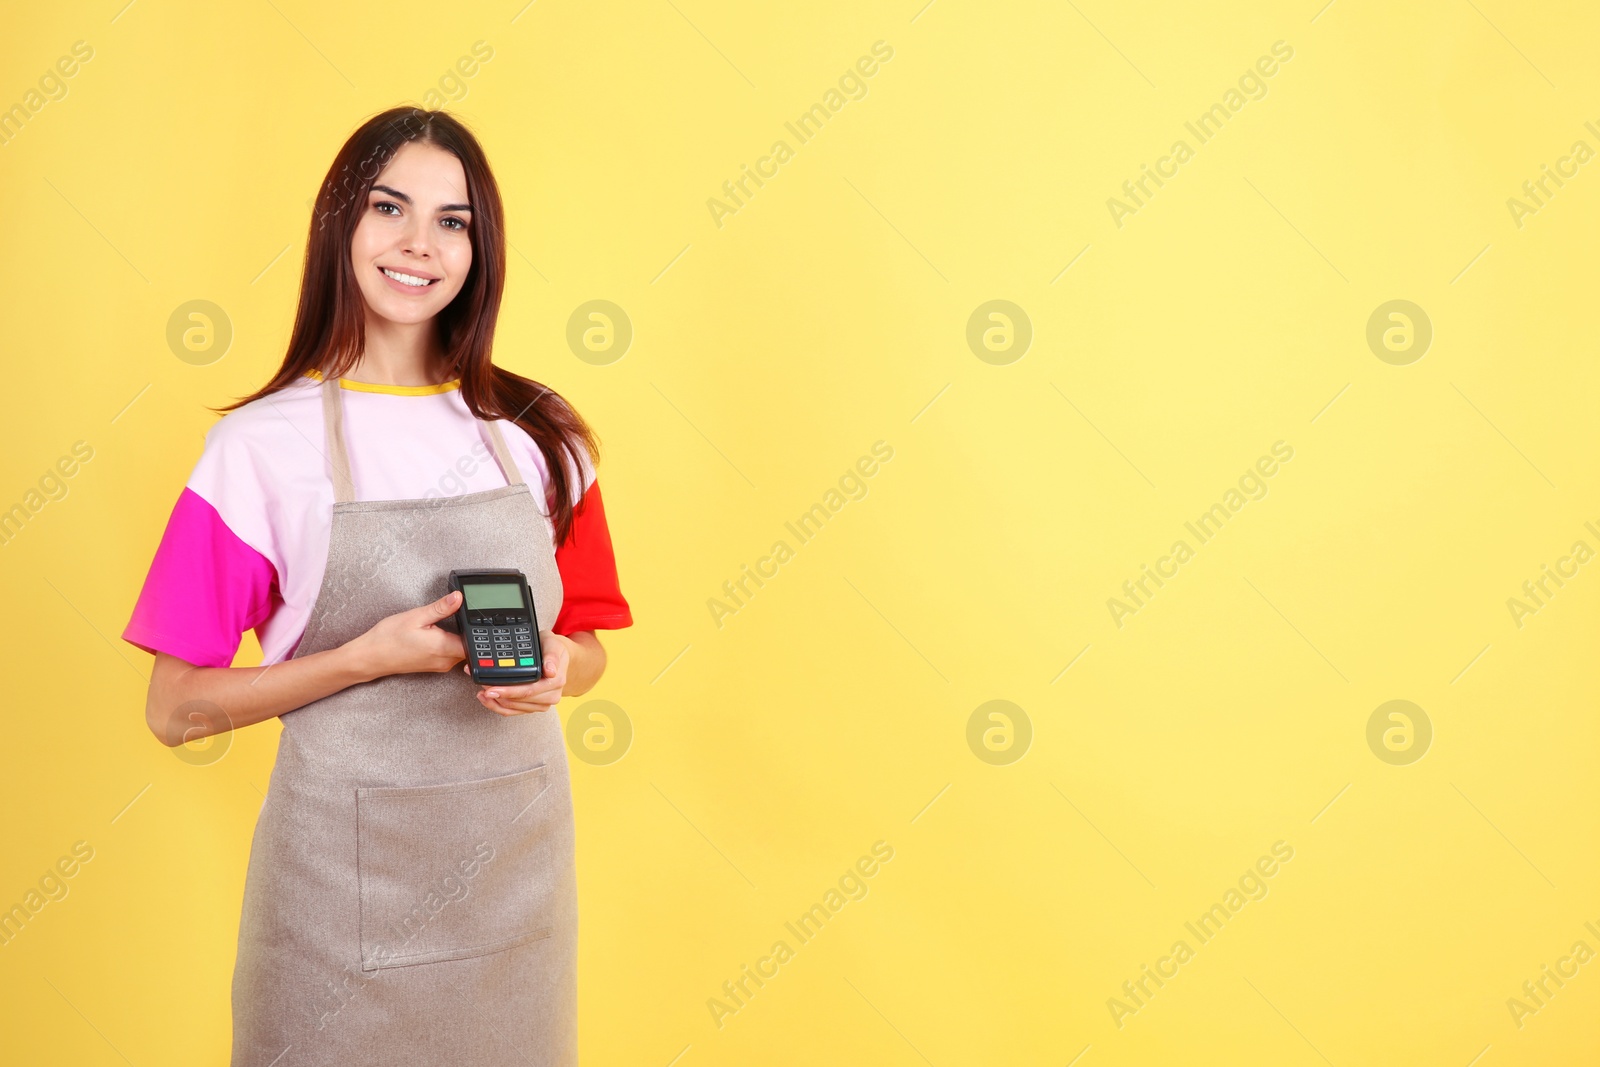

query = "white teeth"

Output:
[[382, 268, 432, 287]]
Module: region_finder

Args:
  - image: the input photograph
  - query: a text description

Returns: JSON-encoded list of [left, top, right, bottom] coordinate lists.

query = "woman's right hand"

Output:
[[342, 590, 467, 681], [144, 596, 465, 745]]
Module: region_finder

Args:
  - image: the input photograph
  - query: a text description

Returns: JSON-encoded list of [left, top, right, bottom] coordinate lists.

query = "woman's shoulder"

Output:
[[201, 375, 320, 447], [190, 376, 327, 497], [203, 375, 321, 445], [495, 415, 597, 511]]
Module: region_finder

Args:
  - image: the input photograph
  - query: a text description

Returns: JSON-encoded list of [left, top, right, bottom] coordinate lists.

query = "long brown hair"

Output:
[[218, 106, 598, 545]]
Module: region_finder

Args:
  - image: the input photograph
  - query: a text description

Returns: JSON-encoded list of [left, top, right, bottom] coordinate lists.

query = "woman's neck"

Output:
[[345, 313, 455, 386]]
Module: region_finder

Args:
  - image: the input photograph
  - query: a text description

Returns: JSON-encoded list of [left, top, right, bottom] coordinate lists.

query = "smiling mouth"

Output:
[[380, 266, 438, 287]]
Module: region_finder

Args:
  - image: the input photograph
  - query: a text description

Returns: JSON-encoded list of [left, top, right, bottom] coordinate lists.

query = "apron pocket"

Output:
[[355, 763, 557, 972]]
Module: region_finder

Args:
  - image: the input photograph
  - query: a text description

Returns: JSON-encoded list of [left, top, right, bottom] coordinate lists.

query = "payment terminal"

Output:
[[447, 569, 545, 685]]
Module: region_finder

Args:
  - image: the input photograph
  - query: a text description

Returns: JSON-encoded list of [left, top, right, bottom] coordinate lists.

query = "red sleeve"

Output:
[[552, 479, 633, 635]]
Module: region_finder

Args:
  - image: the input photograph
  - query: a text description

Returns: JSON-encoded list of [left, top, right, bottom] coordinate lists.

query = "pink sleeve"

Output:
[[122, 487, 281, 668]]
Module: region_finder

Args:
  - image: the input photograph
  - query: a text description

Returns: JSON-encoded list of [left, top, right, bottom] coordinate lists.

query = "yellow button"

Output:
[[497, 658, 516, 667]]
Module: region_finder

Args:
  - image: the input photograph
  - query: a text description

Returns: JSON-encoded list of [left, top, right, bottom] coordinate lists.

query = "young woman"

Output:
[[121, 107, 631, 1065]]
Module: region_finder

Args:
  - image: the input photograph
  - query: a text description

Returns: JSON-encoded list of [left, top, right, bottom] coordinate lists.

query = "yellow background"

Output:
[[2, 1, 1597, 1063]]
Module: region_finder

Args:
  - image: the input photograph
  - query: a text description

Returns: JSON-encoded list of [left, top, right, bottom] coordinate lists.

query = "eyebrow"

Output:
[[370, 184, 473, 212]]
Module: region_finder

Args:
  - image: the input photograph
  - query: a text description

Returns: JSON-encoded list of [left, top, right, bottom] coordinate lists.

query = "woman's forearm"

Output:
[[148, 627, 606, 745], [559, 631, 607, 698], [145, 644, 376, 748]]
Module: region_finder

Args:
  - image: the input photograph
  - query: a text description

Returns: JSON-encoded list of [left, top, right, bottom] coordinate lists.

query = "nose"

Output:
[[399, 212, 436, 259]]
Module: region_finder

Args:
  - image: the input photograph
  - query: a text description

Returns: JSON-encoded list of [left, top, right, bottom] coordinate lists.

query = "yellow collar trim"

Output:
[[304, 368, 461, 395]]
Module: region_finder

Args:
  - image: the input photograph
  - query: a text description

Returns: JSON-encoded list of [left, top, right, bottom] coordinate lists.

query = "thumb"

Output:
[[426, 590, 462, 619]]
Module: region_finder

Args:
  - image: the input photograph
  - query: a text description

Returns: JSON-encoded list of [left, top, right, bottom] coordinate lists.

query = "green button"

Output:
[[518, 657, 536, 666]]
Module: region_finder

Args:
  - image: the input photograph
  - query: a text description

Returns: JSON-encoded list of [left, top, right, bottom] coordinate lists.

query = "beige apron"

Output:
[[230, 377, 577, 1066]]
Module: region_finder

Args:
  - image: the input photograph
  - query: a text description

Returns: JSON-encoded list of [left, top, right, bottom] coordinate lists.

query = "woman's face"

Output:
[[350, 140, 473, 326]]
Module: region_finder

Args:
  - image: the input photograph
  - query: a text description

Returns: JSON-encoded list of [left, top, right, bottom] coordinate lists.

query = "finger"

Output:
[[425, 629, 465, 658], [490, 685, 559, 705], [478, 687, 554, 712], [423, 590, 463, 620], [486, 672, 564, 694], [499, 699, 555, 715], [503, 691, 558, 708], [480, 693, 547, 716], [480, 679, 557, 698]]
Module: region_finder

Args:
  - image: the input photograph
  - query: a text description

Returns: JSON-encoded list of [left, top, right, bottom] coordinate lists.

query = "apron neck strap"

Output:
[[321, 377, 358, 504], [320, 376, 526, 504], [481, 418, 526, 488]]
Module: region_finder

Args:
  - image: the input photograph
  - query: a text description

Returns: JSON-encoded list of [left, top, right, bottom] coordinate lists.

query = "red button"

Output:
[[477, 659, 494, 667]]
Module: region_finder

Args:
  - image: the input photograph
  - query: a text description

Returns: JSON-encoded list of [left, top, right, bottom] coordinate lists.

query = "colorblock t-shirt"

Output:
[[122, 370, 632, 669]]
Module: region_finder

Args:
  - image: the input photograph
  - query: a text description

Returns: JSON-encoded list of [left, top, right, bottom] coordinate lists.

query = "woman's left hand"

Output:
[[464, 631, 571, 716]]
